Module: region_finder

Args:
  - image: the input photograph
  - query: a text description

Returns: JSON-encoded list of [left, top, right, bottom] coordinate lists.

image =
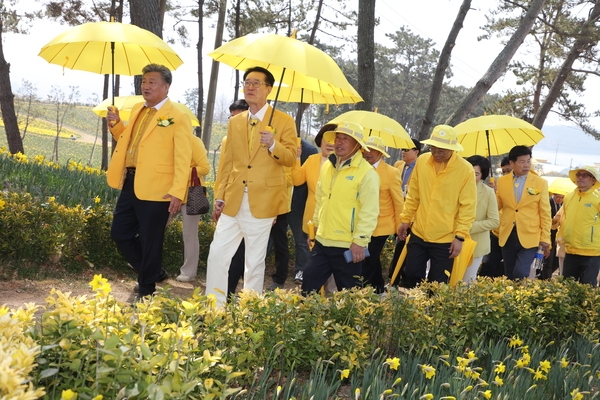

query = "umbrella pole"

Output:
[[486, 129, 494, 181], [267, 67, 286, 126], [111, 41, 115, 105]]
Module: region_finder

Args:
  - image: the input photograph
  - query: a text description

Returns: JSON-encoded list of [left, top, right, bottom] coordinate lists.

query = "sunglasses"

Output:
[[575, 172, 594, 179]]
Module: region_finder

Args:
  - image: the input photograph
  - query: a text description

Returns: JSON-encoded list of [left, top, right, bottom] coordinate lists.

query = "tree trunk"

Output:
[[417, 0, 471, 140], [0, 27, 23, 154], [196, 0, 205, 138], [356, 0, 376, 111], [129, 0, 163, 93], [294, 0, 324, 134], [202, 0, 227, 150], [446, 0, 546, 126], [532, 0, 600, 129]]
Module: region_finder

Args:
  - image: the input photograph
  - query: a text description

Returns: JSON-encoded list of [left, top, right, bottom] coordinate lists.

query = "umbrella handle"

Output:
[[268, 67, 287, 126]]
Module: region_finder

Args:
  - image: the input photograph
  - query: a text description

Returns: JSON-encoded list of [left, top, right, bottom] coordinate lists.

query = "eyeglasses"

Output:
[[241, 80, 268, 88], [401, 148, 416, 152], [429, 146, 449, 155], [575, 172, 594, 179]]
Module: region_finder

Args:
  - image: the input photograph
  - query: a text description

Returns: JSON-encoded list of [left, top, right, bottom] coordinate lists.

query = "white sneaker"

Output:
[[176, 274, 195, 282]]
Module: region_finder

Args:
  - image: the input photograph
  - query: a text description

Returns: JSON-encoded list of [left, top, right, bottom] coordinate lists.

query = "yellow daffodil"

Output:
[[382, 389, 393, 395], [61, 389, 77, 400], [0, 199, 5, 210], [494, 362, 506, 373], [92, 396, 103, 400], [533, 369, 547, 380], [467, 350, 476, 359], [94, 196, 101, 204], [340, 369, 350, 380], [539, 360, 551, 373], [89, 274, 108, 291], [493, 375, 504, 386], [571, 389, 584, 400], [561, 357, 569, 368], [420, 394, 434, 400], [385, 357, 401, 370], [509, 336, 523, 348], [392, 377, 402, 387], [482, 390, 492, 399], [420, 364, 436, 379], [355, 387, 361, 400]]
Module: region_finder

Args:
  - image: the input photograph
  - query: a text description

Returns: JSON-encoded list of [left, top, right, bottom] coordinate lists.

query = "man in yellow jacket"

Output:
[[560, 166, 600, 285], [397, 125, 476, 288], [205, 67, 297, 306], [496, 145, 551, 280], [362, 136, 404, 293], [302, 122, 380, 293], [106, 64, 193, 298]]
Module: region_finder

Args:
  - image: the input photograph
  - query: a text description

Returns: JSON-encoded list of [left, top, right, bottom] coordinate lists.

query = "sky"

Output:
[[5, 0, 600, 166]]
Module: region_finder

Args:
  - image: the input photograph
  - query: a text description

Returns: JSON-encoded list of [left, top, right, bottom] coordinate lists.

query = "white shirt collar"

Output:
[[248, 103, 269, 122], [145, 97, 169, 110]]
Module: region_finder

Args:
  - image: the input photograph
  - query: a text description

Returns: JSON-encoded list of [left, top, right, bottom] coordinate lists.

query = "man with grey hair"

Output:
[[107, 63, 193, 299]]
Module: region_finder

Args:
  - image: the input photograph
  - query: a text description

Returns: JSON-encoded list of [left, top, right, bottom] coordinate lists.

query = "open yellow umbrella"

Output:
[[544, 177, 576, 195], [327, 110, 415, 149], [208, 32, 362, 124], [267, 84, 362, 105], [39, 20, 183, 103], [93, 96, 199, 126], [455, 115, 545, 180]]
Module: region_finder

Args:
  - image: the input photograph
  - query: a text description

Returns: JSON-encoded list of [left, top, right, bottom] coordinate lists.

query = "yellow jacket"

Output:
[[470, 181, 500, 257], [373, 160, 404, 237], [496, 172, 551, 248], [400, 152, 476, 243], [107, 99, 193, 201], [314, 152, 379, 248], [291, 153, 324, 233], [560, 187, 600, 256], [216, 106, 297, 218]]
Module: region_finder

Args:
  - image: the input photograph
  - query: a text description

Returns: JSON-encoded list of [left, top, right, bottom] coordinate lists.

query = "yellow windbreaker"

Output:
[[400, 152, 476, 243], [560, 186, 600, 256], [373, 160, 404, 237], [314, 152, 380, 248]]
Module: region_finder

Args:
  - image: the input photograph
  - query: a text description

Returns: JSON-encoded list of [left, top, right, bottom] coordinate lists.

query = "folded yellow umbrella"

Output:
[[390, 235, 410, 285], [448, 237, 477, 286]]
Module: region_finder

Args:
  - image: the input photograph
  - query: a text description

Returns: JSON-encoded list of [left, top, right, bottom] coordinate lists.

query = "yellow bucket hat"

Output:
[[422, 124, 463, 152], [324, 121, 369, 152], [364, 136, 390, 158], [569, 166, 600, 189]]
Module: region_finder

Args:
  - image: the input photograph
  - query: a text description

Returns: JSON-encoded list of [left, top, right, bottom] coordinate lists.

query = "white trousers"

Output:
[[205, 192, 274, 306], [462, 256, 483, 283], [179, 204, 202, 278]]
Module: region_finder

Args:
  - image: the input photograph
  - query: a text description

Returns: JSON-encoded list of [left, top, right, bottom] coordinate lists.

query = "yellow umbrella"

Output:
[[39, 21, 183, 103], [267, 84, 362, 105], [327, 110, 415, 149], [545, 177, 576, 195], [93, 96, 200, 127], [455, 115, 544, 157], [208, 32, 362, 124]]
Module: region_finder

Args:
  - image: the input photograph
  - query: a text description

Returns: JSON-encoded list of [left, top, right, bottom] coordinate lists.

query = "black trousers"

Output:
[[479, 233, 504, 278], [302, 241, 362, 294], [563, 254, 600, 286], [399, 234, 453, 289], [269, 212, 290, 284], [110, 172, 170, 296], [362, 235, 389, 293]]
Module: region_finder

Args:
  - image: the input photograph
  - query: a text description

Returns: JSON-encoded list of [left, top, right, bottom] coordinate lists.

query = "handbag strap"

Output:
[[191, 167, 201, 186]]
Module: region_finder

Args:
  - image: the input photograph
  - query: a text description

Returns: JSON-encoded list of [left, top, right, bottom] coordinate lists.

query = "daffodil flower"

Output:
[[420, 364, 436, 379], [385, 357, 401, 370]]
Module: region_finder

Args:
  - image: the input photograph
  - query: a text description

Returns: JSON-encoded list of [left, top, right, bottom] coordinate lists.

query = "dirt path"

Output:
[[33, 117, 102, 145]]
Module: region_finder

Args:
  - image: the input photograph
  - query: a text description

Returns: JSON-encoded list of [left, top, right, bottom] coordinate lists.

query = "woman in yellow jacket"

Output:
[[176, 135, 210, 282]]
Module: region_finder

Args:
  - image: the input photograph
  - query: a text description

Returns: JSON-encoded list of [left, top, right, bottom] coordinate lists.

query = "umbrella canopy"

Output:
[[93, 95, 200, 127], [39, 21, 183, 76], [327, 110, 415, 149], [267, 85, 362, 105], [544, 177, 576, 195], [455, 115, 545, 157], [208, 32, 362, 123]]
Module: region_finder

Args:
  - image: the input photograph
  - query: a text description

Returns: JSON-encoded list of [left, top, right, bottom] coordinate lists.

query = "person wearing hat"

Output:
[[361, 136, 404, 293], [389, 138, 422, 284], [397, 125, 476, 288], [558, 166, 600, 285], [301, 121, 380, 293], [291, 123, 336, 285], [496, 145, 551, 280]]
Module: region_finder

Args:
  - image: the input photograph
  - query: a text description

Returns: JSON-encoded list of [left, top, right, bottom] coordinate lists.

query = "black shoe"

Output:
[[133, 269, 169, 293], [294, 271, 303, 285]]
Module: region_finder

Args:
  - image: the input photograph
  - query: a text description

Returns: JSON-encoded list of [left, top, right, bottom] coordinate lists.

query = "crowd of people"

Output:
[[105, 64, 600, 304]]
